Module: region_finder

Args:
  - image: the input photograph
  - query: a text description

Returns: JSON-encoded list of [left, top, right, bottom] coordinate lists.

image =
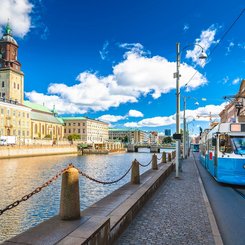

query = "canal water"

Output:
[[0, 148, 172, 243]]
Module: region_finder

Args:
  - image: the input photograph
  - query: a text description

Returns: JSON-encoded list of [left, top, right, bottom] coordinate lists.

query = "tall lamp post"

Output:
[[174, 42, 207, 177], [183, 96, 206, 159]]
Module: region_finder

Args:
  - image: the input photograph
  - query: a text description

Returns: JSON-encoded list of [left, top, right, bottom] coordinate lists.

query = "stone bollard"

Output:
[[131, 159, 140, 184], [168, 152, 172, 162], [162, 151, 167, 163], [174, 151, 176, 159], [60, 166, 80, 220], [152, 154, 158, 170]]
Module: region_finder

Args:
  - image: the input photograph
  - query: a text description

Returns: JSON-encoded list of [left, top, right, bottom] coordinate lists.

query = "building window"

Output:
[[1, 81, 4, 87], [14, 83, 16, 89], [78, 129, 80, 133], [64, 129, 66, 133], [69, 123, 71, 126], [68, 129, 71, 133], [27, 113, 29, 118], [78, 123, 80, 126], [2, 93, 5, 98], [83, 129, 85, 133], [17, 84, 19, 90], [73, 123, 76, 126], [83, 123, 85, 126]]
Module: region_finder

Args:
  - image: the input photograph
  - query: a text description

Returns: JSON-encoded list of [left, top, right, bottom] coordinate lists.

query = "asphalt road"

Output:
[[194, 153, 245, 245]]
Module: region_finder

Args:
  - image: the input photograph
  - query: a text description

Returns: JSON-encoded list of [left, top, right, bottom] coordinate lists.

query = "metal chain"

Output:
[[0, 164, 73, 216], [138, 159, 152, 167], [157, 156, 162, 161], [76, 165, 132, 185]]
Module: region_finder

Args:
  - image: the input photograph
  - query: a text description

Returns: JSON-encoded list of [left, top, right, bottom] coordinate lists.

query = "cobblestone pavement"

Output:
[[115, 155, 215, 245]]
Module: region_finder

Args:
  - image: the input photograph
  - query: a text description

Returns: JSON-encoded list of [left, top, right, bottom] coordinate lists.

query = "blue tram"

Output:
[[199, 122, 245, 185], [191, 143, 199, 152]]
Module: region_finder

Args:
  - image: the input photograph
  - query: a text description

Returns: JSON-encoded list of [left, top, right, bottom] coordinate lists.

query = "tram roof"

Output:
[[206, 122, 245, 137]]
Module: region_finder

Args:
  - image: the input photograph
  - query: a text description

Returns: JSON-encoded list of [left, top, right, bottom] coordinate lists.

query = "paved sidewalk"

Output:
[[115, 154, 221, 245]]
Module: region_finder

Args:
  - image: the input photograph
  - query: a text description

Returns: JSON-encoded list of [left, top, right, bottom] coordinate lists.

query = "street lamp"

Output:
[[174, 42, 207, 178], [186, 118, 195, 157], [183, 96, 206, 159]]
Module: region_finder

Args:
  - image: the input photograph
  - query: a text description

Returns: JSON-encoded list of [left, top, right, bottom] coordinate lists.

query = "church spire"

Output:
[[5, 20, 12, 36]]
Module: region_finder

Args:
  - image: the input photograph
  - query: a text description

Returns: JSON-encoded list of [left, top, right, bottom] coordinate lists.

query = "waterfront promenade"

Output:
[[115, 154, 223, 245]]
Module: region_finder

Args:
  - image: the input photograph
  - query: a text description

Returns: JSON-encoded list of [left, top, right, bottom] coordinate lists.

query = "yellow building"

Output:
[[0, 24, 64, 142], [109, 128, 147, 144], [0, 99, 31, 141], [62, 117, 109, 144], [25, 101, 64, 140]]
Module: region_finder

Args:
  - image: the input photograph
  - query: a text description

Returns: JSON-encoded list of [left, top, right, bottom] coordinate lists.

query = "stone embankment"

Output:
[[4, 153, 174, 244], [0, 145, 78, 159], [0, 144, 127, 159]]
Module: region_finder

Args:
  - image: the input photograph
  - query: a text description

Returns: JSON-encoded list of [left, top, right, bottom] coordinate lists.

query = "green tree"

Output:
[[123, 135, 129, 143], [68, 134, 81, 141], [162, 136, 172, 144]]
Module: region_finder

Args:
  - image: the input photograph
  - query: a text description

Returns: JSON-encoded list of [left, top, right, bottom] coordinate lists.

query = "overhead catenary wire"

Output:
[[184, 8, 245, 87]]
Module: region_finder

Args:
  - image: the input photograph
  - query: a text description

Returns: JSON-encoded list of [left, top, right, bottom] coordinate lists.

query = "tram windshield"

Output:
[[231, 136, 245, 155], [219, 135, 245, 155]]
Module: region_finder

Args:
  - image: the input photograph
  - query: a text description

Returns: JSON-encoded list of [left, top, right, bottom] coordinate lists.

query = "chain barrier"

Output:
[[0, 164, 73, 216], [157, 156, 162, 161], [76, 164, 132, 185], [138, 159, 152, 167], [0, 155, 157, 216]]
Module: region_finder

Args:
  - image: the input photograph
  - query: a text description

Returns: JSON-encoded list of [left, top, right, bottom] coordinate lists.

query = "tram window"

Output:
[[208, 139, 215, 151], [212, 137, 216, 146], [219, 135, 233, 153], [231, 137, 245, 155]]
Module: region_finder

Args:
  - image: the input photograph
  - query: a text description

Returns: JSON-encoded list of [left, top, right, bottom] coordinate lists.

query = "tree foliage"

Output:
[[162, 136, 172, 144], [68, 134, 81, 141]]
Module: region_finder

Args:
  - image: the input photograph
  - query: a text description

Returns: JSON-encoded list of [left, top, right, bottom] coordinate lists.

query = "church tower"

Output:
[[0, 23, 24, 104]]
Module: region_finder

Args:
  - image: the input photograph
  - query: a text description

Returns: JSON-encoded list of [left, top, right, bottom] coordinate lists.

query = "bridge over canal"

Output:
[[127, 143, 176, 153]]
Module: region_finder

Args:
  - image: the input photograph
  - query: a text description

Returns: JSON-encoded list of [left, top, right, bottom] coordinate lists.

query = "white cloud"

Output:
[[128, 109, 144, 117], [226, 41, 235, 55], [0, 0, 33, 37], [124, 103, 227, 128], [97, 114, 125, 123], [238, 43, 245, 50], [183, 24, 189, 32], [232, 78, 240, 85], [186, 25, 219, 67], [223, 76, 229, 84], [25, 91, 87, 114], [99, 40, 109, 60], [26, 43, 207, 114]]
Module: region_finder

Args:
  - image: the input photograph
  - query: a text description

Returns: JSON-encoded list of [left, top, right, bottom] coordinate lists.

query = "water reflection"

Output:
[[0, 149, 172, 242]]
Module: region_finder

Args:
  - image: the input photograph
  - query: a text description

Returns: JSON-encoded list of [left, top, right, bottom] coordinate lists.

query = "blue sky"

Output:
[[0, 0, 244, 135]]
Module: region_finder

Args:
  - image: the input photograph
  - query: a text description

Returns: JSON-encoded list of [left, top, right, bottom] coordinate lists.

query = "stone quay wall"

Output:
[[0, 145, 78, 159], [5, 157, 175, 245]]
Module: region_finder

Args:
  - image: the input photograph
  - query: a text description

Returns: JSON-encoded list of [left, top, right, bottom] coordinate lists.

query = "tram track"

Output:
[[232, 188, 245, 200]]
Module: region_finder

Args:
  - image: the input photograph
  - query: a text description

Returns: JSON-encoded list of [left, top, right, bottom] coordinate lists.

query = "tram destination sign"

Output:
[[230, 123, 245, 132]]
